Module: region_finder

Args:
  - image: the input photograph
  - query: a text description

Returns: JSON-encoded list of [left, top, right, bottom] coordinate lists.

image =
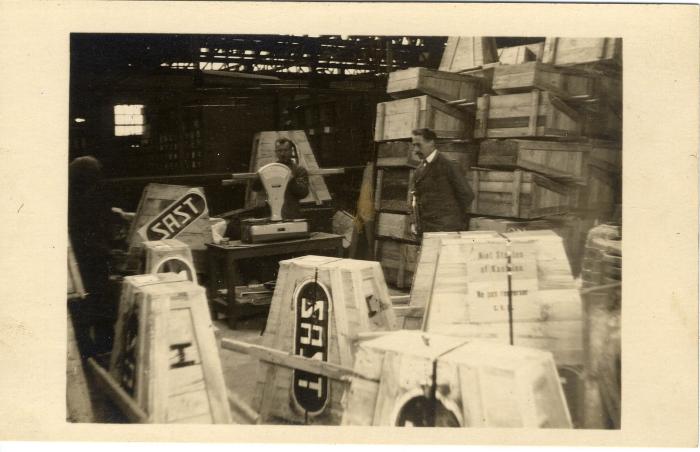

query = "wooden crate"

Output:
[[246, 130, 332, 208], [492, 62, 596, 98], [253, 256, 397, 425], [125, 184, 212, 273], [421, 231, 583, 366], [341, 330, 572, 428], [375, 239, 420, 289], [542, 38, 622, 67], [479, 139, 590, 183], [468, 168, 578, 218], [376, 140, 477, 169], [376, 212, 417, 242], [439, 37, 499, 73], [475, 90, 582, 139], [375, 95, 471, 142], [498, 42, 545, 65], [375, 167, 415, 213], [387, 67, 482, 103], [110, 278, 231, 423], [109, 272, 187, 395], [142, 239, 197, 283]]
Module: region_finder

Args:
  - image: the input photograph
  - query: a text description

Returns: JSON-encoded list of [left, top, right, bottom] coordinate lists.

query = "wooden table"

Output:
[[206, 232, 344, 329]]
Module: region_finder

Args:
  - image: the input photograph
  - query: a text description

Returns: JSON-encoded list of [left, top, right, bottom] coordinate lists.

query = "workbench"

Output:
[[205, 232, 344, 329]]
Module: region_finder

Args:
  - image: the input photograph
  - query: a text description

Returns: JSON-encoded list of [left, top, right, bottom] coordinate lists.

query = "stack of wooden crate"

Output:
[[372, 37, 621, 287], [373, 67, 482, 288], [443, 37, 622, 275]]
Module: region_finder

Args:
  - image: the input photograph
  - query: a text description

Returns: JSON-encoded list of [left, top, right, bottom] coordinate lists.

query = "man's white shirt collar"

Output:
[[424, 149, 438, 163]]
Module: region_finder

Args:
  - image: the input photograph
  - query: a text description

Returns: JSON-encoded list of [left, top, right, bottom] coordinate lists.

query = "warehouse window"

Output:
[[114, 104, 144, 136]]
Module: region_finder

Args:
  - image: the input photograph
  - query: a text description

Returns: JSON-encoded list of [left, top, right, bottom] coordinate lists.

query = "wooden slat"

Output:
[[87, 358, 149, 423], [221, 338, 374, 383]]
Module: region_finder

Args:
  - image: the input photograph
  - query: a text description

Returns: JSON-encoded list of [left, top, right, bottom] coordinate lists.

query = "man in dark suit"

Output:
[[411, 128, 474, 235], [252, 137, 310, 219]]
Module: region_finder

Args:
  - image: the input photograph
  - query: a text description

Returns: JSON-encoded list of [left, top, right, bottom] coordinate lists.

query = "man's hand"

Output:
[[410, 223, 418, 235]]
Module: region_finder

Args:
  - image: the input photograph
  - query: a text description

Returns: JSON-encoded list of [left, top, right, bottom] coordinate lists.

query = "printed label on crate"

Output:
[[292, 278, 331, 416], [466, 240, 538, 323], [138, 189, 207, 241]]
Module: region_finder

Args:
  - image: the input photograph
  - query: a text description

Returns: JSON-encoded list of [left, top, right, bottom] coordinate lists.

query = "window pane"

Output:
[[115, 125, 144, 136], [114, 104, 145, 136]]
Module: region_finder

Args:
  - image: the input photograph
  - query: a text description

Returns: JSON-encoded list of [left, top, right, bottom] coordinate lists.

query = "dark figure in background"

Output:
[[251, 137, 310, 219], [68, 156, 114, 357], [411, 128, 474, 235]]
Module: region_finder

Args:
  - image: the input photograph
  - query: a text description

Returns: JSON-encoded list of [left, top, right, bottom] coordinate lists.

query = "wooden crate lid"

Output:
[[143, 239, 189, 252], [123, 272, 187, 289], [280, 254, 383, 271], [442, 339, 555, 368], [138, 279, 205, 298], [358, 330, 469, 359]]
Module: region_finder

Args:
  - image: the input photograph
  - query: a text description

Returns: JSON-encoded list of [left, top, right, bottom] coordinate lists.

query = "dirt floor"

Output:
[[214, 316, 268, 424]]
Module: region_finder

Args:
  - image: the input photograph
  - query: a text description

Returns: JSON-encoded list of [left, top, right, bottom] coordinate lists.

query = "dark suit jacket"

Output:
[[252, 161, 310, 219], [414, 152, 474, 233]]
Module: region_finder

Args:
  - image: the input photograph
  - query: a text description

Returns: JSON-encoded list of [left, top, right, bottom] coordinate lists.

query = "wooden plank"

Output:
[[511, 170, 523, 217], [221, 338, 372, 382], [189, 292, 233, 424], [387, 67, 482, 103], [528, 90, 541, 136], [87, 358, 149, 423], [331, 268, 354, 368]]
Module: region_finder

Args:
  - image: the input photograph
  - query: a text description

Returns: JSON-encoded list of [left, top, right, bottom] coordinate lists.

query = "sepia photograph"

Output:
[[66, 33, 622, 428], [1, 1, 697, 447]]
